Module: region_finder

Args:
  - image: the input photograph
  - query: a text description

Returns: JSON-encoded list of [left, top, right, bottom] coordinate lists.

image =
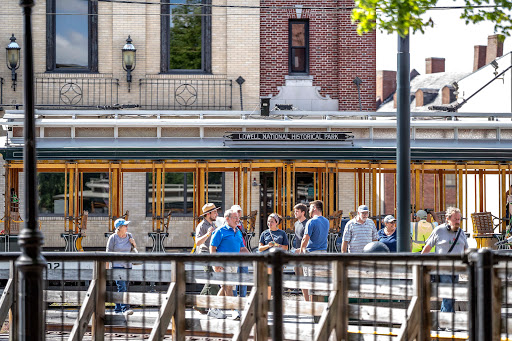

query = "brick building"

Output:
[[260, 1, 376, 111]]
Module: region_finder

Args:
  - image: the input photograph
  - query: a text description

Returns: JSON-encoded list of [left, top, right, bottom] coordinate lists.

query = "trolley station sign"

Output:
[[225, 131, 354, 142]]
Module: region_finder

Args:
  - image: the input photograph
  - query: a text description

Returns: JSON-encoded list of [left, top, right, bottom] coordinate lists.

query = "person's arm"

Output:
[[259, 242, 274, 252], [372, 225, 378, 241], [341, 223, 351, 253], [128, 233, 137, 249], [281, 233, 289, 251], [196, 226, 215, 247], [341, 241, 349, 253], [421, 245, 432, 254], [240, 246, 250, 253], [300, 234, 310, 254]]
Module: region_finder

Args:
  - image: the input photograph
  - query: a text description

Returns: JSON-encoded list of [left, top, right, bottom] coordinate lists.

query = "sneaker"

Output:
[[123, 309, 134, 316], [231, 310, 241, 320], [207, 308, 227, 319]]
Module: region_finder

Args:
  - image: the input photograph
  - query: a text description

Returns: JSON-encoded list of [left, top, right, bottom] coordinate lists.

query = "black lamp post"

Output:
[[6, 34, 21, 91], [122, 36, 136, 92]]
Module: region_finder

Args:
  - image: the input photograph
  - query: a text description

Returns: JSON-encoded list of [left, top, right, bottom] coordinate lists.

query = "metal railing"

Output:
[[0, 250, 510, 340], [139, 78, 233, 110], [0, 77, 3, 107], [35, 76, 119, 109]]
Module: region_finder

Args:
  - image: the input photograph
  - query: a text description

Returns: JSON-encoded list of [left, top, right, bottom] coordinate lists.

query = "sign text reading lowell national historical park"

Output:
[[225, 132, 354, 142]]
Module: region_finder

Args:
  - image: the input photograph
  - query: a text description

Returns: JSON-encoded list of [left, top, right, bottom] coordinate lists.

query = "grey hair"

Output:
[[445, 207, 461, 219], [224, 209, 237, 219]]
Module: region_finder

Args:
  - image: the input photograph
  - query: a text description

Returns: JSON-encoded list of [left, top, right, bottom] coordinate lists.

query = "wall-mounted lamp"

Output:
[[490, 60, 504, 83], [122, 36, 136, 92], [252, 177, 260, 187], [6, 34, 20, 91]]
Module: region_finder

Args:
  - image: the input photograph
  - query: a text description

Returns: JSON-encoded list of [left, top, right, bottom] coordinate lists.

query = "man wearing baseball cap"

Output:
[[377, 215, 397, 252], [341, 205, 378, 253], [411, 209, 436, 252]]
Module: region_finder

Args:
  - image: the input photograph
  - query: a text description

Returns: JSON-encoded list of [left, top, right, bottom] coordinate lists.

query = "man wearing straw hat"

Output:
[[194, 203, 221, 316]]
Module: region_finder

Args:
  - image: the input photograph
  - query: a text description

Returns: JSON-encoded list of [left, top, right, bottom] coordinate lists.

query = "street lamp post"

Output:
[[17, 1, 46, 340]]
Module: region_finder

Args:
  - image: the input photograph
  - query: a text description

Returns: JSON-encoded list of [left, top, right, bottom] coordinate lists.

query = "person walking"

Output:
[[341, 205, 378, 253], [411, 209, 436, 252], [194, 203, 221, 314], [210, 209, 250, 320], [230, 205, 248, 301], [293, 203, 309, 301], [378, 215, 397, 252], [106, 218, 137, 316], [422, 207, 468, 314], [259, 213, 289, 298], [299, 200, 329, 301]]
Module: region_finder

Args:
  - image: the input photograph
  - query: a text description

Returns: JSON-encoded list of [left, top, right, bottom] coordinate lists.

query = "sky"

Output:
[[377, 2, 512, 74]]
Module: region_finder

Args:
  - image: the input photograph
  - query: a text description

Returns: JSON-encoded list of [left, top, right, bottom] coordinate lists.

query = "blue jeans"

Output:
[[113, 267, 130, 313], [439, 274, 458, 313], [233, 266, 248, 297]]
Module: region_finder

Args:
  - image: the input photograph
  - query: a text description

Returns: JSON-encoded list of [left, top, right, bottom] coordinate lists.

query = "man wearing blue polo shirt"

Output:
[[210, 209, 249, 319], [300, 200, 329, 254]]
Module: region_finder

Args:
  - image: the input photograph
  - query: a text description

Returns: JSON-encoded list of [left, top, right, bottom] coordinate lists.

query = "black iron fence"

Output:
[[0, 250, 508, 340], [35, 76, 119, 109], [0, 77, 3, 107], [139, 78, 233, 110]]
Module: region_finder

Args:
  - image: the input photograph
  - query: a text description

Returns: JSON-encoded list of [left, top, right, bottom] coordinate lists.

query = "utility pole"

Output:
[[396, 34, 412, 252], [17, 0, 46, 340]]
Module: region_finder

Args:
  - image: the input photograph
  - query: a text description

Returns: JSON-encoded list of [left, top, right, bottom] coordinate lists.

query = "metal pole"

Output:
[[466, 251, 477, 340], [396, 34, 411, 252], [476, 248, 494, 340], [16, 1, 47, 340], [270, 248, 283, 341]]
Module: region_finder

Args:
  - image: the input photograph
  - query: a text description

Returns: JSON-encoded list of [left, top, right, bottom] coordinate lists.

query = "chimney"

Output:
[[473, 45, 487, 71], [376, 70, 397, 103], [425, 57, 445, 74], [486, 34, 505, 64]]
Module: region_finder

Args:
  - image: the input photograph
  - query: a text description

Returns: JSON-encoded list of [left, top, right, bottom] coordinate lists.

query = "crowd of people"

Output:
[[107, 200, 468, 318]]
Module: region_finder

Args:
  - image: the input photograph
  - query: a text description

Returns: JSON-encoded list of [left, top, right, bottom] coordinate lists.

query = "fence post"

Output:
[[172, 261, 186, 341], [92, 261, 106, 341], [474, 248, 497, 340], [270, 248, 284, 341], [466, 251, 477, 341], [9, 260, 18, 341]]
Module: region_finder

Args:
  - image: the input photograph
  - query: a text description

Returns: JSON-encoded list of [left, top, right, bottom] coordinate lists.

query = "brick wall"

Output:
[[260, 0, 376, 111], [383, 173, 457, 216]]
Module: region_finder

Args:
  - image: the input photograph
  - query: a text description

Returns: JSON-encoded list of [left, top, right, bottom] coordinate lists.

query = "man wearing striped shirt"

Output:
[[341, 205, 378, 253]]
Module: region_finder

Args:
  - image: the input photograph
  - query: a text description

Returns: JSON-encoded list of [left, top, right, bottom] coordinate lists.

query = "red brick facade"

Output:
[[383, 173, 457, 216], [260, 1, 376, 111]]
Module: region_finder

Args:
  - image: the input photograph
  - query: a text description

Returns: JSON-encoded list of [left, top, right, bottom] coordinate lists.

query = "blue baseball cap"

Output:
[[114, 218, 130, 229], [358, 205, 369, 212]]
